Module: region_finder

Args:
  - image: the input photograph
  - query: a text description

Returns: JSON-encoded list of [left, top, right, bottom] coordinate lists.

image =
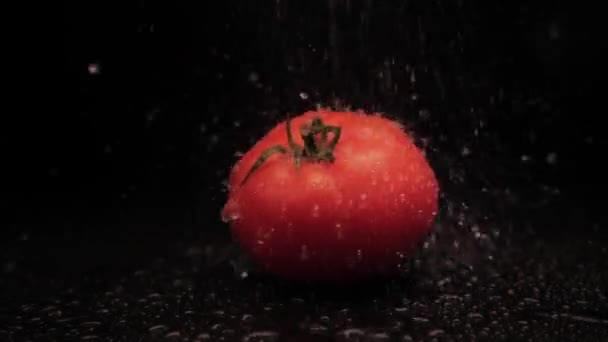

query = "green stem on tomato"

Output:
[[240, 116, 342, 186]]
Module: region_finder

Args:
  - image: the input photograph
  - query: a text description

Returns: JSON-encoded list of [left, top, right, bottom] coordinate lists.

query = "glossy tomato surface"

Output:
[[222, 110, 439, 281]]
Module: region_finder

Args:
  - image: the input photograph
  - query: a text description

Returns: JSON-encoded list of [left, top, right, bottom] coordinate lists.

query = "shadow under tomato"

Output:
[[234, 270, 432, 304]]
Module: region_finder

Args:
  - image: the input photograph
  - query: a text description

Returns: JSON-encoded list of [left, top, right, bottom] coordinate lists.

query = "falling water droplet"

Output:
[[549, 23, 560, 40], [248, 72, 259, 83], [546, 153, 557, 165], [88, 63, 100, 75]]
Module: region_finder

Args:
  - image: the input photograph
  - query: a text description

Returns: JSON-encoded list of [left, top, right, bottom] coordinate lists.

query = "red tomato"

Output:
[[222, 110, 439, 281]]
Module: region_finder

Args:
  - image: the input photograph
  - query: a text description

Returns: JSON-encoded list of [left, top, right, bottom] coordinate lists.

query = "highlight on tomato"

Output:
[[222, 110, 439, 281]]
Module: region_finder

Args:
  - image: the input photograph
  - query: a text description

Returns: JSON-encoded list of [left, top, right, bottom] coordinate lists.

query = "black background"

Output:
[[9, 0, 605, 231], [2, 1, 608, 340]]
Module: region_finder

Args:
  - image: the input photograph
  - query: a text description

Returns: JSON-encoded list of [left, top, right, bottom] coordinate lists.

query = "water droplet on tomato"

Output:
[[300, 245, 309, 260], [399, 193, 407, 203], [360, 193, 368, 200], [221, 211, 240, 223], [336, 225, 344, 240], [383, 173, 390, 182], [227, 212, 241, 222], [311, 204, 320, 217]]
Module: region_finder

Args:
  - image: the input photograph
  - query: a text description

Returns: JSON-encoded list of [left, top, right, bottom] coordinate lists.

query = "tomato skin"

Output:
[[222, 110, 439, 281]]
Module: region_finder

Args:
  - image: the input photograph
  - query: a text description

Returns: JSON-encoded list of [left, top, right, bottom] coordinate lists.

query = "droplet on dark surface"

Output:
[[308, 323, 329, 335], [362, 331, 390, 341], [149, 324, 168, 333], [80, 322, 101, 328], [165, 331, 181, 339], [336, 328, 364, 339], [412, 317, 430, 324], [428, 329, 445, 337], [243, 330, 280, 341]]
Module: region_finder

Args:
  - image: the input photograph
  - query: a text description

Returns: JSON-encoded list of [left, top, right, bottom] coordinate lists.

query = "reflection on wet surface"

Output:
[[2, 199, 606, 341]]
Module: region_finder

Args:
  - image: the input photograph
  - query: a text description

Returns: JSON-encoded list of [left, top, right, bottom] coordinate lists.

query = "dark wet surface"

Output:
[[2, 196, 607, 341]]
